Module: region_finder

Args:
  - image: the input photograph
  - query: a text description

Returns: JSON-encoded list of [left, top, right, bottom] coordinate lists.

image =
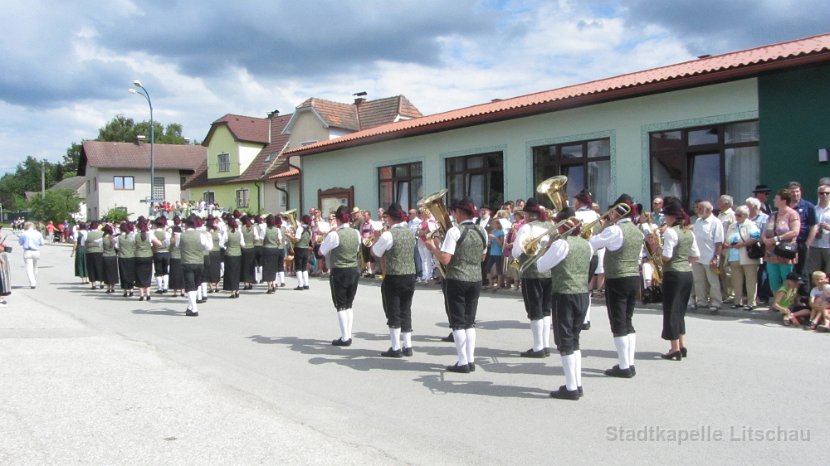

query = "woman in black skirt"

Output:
[[71, 222, 89, 284], [85, 221, 104, 290], [168, 226, 185, 297], [101, 224, 120, 293], [116, 222, 136, 297], [206, 216, 223, 293], [240, 216, 257, 290], [134, 219, 162, 301], [223, 218, 243, 298], [658, 198, 700, 361]]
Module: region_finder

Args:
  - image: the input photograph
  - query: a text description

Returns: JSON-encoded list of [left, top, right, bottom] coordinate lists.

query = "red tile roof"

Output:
[[288, 33, 830, 157], [203, 113, 271, 145], [79, 140, 206, 175], [289, 95, 422, 132]]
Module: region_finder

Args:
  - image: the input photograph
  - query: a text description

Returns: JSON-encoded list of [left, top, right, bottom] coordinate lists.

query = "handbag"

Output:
[[740, 228, 764, 259], [771, 212, 798, 259]]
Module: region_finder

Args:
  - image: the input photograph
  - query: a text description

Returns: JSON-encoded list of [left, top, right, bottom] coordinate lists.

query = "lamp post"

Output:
[[129, 80, 154, 216]]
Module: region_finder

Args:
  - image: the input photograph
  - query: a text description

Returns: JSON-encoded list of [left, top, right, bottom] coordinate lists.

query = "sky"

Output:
[[1, 0, 828, 175]]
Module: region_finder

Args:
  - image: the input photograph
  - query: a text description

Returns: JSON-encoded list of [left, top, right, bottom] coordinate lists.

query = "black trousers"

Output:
[[329, 267, 359, 309], [294, 247, 310, 272], [520, 277, 553, 320], [605, 276, 640, 337], [381, 274, 416, 331], [661, 271, 693, 340], [182, 263, 204, 292], [445, 279, 481, 330], [552, 292, 589, 355], [153, 251, 170, 276]]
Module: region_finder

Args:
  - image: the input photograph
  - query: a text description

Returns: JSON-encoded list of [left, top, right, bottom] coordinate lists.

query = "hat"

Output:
[[785, 271, 804, 283], [662, 198, 684, 218], [351, 207, 361, 214], [521, 197, 548, 221], [554, 207, 575, 223], [609, 193, 636, 217], [450, 197, 477, 217], [575, 189, 592, 205], [386, 202, 405, 221], [753, 184, 771, 194]]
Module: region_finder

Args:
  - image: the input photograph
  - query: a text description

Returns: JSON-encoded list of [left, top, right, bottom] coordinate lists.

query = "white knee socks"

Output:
[[542, 315, 552, 350], [574, 350, 582, 388], [162, 275, 169, 291], [389, 327, 401, 351], [562, 353, 577, 391], [346, 308, 353, 339], [452, 330, 468, 365], [613, 336, 630, 369], [187, 290, 198, 313], [628, 333, 636, 367], [465, 328, 476, 365], [278, 271, 285, 285], [337, 310, 349, 341], [531, 319, 544, 352], [402, 331, 412, 349]]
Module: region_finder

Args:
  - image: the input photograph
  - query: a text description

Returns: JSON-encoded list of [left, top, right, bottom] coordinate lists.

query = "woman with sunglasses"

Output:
[[805, 184, 830, 277]]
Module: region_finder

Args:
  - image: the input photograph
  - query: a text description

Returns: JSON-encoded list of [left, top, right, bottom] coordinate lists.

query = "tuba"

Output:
[[281, 209, 298, 241], [417, 189, 453, 277], [537, 175, 568, 213], [517, 216, 582, 274], [579, 202, 631, 239]]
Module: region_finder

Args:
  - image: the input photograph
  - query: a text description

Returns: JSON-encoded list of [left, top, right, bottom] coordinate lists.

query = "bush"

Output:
[[103, 207, 131, 223]]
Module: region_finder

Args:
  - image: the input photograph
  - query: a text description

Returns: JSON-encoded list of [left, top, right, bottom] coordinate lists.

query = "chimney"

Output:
[[353, 91, 367, 106], [136, 134, 146, 145], [267, 109, 280, 118]]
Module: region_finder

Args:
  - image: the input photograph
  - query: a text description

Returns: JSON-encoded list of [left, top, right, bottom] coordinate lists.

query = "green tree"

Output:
[[99, 114, 188, 144], [28, 189, 80, 223], [62, 142, 82, 176]]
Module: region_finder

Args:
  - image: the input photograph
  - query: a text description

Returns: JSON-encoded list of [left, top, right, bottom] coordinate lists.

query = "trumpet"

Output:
[[517, 217, 582, 274], [579, 202, 632, 239]]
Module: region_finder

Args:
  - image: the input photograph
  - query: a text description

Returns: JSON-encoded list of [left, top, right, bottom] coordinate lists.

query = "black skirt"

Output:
[[661, 271, 693, 340], [241, 248, 256, 283], [102, 255, 119, 286], [207, 251, 222, 283], [134, 256, 154, 288], [168, 258, 184, 290], [261, 247, 282, 282], [118, 257, 135, 289], [223, 255, 242, 291], [86, 252, 104, 282]]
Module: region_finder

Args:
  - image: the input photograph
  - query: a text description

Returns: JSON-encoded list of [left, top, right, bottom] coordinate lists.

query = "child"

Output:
[[485, 218, 505, 289], [805, 271, 830, 330], [771, 272, 809, 326]]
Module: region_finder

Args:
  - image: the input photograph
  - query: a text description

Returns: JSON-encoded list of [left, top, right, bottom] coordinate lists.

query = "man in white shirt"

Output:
[[692, 201, 724, 313], [718, 195, 736, 302]]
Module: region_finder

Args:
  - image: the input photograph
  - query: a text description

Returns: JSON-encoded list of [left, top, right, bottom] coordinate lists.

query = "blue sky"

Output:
[[0, 0, 827, 174]]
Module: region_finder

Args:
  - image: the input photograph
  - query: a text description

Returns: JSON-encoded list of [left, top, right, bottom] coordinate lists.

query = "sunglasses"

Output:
[[819, 192, 830, 196]]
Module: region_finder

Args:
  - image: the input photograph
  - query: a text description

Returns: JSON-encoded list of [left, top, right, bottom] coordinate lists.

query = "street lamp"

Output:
[[129, 80, 154, 216]]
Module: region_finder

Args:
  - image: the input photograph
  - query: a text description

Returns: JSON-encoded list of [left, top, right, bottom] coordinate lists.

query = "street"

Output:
[[1, 240, 827, 465]]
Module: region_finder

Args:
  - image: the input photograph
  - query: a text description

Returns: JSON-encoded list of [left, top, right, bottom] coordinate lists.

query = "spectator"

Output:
[[752, 185, 772, 216], [805, 182, 830, 277], [651, 197, 665, 226], [484, 217, 504, 289], [787, 181, 816, 275], [18, 221, 44, 289], [691, 201, 724, 313], [771, 272, 809, 326], [717, 195, 736, 302], [723, 206, 762, 310], [805, 271, 830, 330], [746, 197, 771, 304], [762, 189, 800, 293]]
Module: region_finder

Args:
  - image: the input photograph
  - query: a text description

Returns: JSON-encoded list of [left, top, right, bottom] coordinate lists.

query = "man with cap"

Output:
[[424, 197, 488, 373], [753, 185, 772, 216], [536, 207, 593, 400], [320, 205, 362, 346], [372, 203, 418, 357], [179, 215, 213, 317], [588, 194, 643, 378], [511, 197, 554, 358], [574, 189, 602, 330]]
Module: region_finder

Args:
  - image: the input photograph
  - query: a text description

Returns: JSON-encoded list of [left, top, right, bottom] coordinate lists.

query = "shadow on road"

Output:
[[414, 374, 550, 399]]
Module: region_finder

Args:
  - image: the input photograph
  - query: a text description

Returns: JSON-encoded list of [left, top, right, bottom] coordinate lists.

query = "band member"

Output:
[[85, 221, 104, 290], [588, 194, 643, 378], [319, 206, 361, 346], [292, 215, 313, 290], [240, 216, 258, 291], [152, 216, 171, 294], [510, 198, 553, 358], [536, 207, 592, 400], [262, 214, 286, 293], [659, 198, 699, 360], [574, 189, 602, 330], [424, 197, 487, 373], [116, 221, 136, 297], [222, 218, 243, 299], [371, 203, 418, 357], [179, 215, 213, 316], [135, 218, 162, 301]]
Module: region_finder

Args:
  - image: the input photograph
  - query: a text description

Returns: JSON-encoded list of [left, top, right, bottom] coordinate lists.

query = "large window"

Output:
[[445, 152, 503, 210], [218, 153, 230, 172], [152, 176, 165, 202], [203, 191, 215, 205], [378, 162, 422, 210], [236, 188, 249, 208], [650, 120, 759, 209], [113, 176, 134, 190], [532, 138, 611, 210]]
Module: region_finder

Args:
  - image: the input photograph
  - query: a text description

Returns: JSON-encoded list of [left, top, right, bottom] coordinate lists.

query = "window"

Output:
[[203, 191, 215, 205], [152, 177, 165, 202], [113, 176, 134, 190], [218, 153, 230, 172], [532, 138, 611, 210], [650, 120, 759, 209], [236, 188, 249, 208], [445, 152, 504, 210], [378, 162, 423, 211]]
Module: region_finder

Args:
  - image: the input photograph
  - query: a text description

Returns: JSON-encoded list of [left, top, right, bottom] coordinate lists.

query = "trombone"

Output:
[[517, 217, 582, 274], [578, 202, 632, 239]]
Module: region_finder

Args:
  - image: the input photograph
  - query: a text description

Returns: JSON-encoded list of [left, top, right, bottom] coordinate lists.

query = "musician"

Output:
[[371, 203, 417, 357], [292, 215, 313, 290], [588, 194, 643, 378], [319, 205, 361, 346], [152, 216, 171, 294], [424, 197, 488, 373], [536, 207, 593, 400], [179, 215, 213, 316], [659, 198, 699, 360], [574, 189, 602, 330], [510, 198, 553, 358]]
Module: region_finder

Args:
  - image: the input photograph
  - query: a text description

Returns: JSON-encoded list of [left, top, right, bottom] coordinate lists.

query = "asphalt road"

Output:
[[1, 239, 827, 465]]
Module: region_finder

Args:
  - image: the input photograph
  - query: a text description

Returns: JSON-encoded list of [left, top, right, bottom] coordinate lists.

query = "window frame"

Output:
[[217, 152, 230, 172], [444, 152, 504, 210], [113, 176, 135, 191], [377, 162, 423, 211], [531, 138, 611, 210], [236, 188, 250, 209]]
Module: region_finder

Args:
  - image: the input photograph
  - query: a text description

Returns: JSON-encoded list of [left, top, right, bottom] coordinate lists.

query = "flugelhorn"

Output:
[[518, 217, 582, 274], [579, 202, 631, 239], [536, 175, 568, 213], [416, 189, 453, 277]]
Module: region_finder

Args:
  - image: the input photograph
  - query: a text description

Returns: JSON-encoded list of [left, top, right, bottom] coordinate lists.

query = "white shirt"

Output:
[[589, 219, 642, 254], [661, 227, 700, 259], [372, 221, 408, 257], [693, 215, 724, 263], [512, 221, 550, 259], [319, 224, 360, 259], [812, 204, 830, 249], [440, 221, 487, 256], [536, 238, 595, 274]]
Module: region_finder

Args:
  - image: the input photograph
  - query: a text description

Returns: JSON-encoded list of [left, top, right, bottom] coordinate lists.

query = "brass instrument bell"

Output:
[[536, 175, 568, 212]]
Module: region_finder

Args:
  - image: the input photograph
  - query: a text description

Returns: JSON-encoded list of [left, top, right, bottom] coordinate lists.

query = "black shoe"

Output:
[[185, 310, 199, 317], [629, 365, 636, 376], [303, 286, 309, 290], [155, 289, 163, 294], [661, 350, 682, 361], [128, 292, 134, 297], [332, 338, 352, 346], [380, 348, 402, 358], [146, 296, 151, 301], [562, 385, 584, 397], [294, 286, 304, 291], [520, 348, 546, 358], [680, 347, 688, 358], [604, 365, 634, 378], [402, 347, 414, 357], [446, 363, 471, 373], [544, 347, 551, 356], [139, 296, 146, 302], [550, 386, 580, 400], [581, 322, 591, 331], [196, 299, 207, 304], [467, 362, 476, 372], [280, 283, 286, 287], [123, 291, 128, 297], [440, 332, 454, 342]]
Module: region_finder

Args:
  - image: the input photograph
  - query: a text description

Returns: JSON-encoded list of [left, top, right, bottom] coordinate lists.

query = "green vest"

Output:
[[102, 235, 116, 257], [384, 226, 417, 276], [551, 236, 592, 294], [134, 232, 154, 258], [664, 226, 694, 273], [153, 229, 168, 253], [180, 230, 204, 265], [330, 228, 359, 269], [296, 228, 311, 249], [86, 230, 103, 253], [117, 233, 135, 258], [520, 220, 552, 279], [170, 233, 181, 260], [263, 227, 283, 249], [241, 227, 255, 250], [225, 230, 242, 256], [446, 224, 486, 282], [210, 230, 220, 252], [603, 221, 643, 279]]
